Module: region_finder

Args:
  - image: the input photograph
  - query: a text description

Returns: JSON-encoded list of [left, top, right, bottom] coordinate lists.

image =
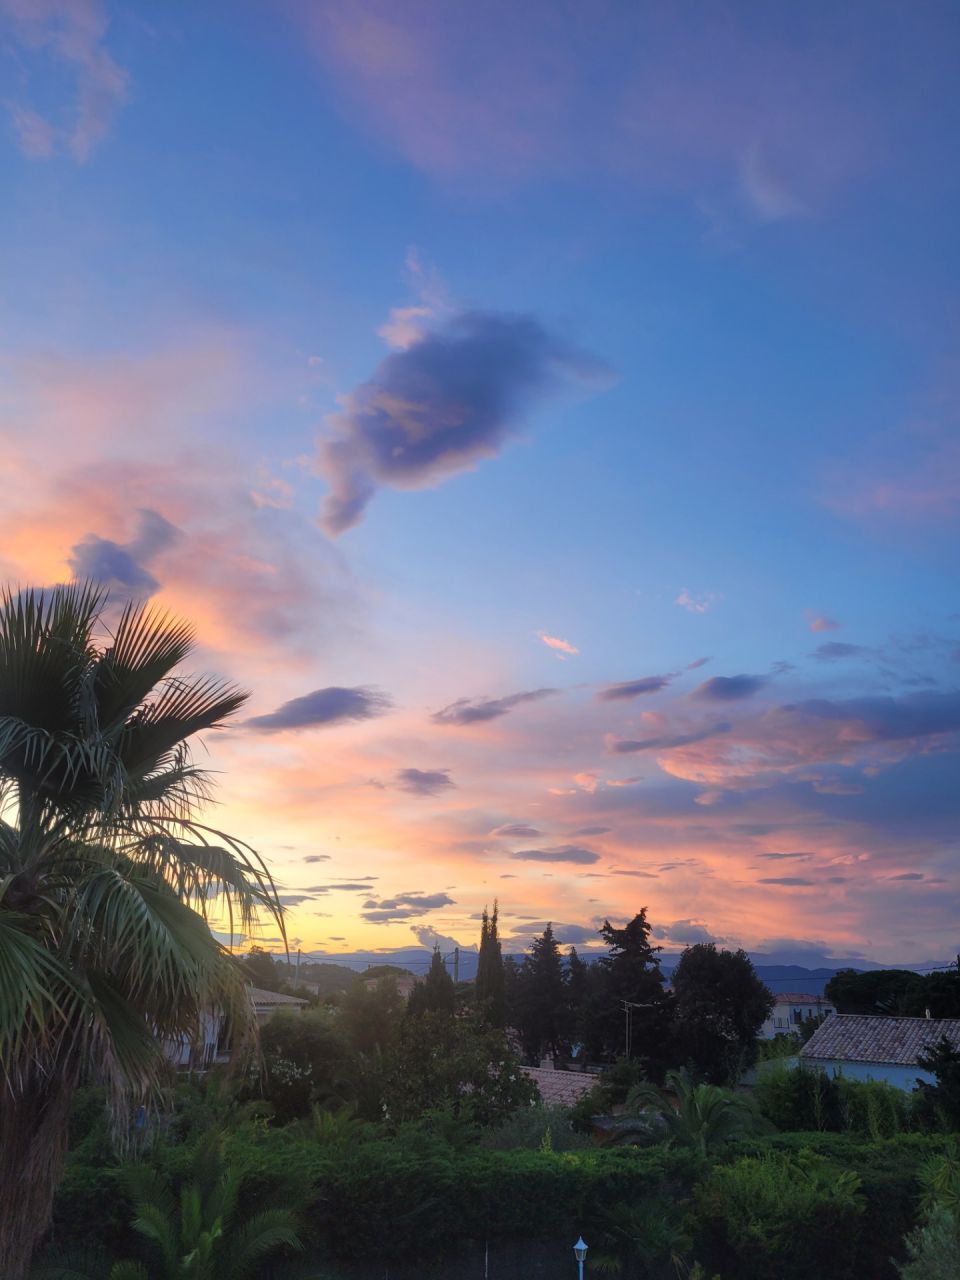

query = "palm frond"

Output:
[[95, 602, 195, 734]]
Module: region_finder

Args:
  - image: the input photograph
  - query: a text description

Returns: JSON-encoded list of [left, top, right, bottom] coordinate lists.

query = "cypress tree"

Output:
[[476, 901, 505, 1026], [408, 946, 456, 1018]]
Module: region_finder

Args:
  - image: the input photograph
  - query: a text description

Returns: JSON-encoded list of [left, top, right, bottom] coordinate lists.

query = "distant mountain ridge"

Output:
[[285, 945, 946, 996]]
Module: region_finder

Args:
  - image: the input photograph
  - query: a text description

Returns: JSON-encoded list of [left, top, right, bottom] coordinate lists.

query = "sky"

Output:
[[2, 0, 959, 968]]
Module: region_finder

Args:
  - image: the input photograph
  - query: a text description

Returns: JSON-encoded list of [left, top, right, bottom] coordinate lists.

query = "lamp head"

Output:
[[574, 1237, 588, 1262]]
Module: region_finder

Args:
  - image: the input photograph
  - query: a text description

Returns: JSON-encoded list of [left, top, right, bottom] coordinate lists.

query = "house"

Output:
[[761, 992, 835, 1039], [249, 985, 308, 1026], [363, 972, 419, 1000], [799, 1013, 960, 1090], [168, 985, 308, 1069]]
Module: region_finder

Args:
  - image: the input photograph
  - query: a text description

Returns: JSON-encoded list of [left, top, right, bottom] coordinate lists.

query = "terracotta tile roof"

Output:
[[248, 986, 308, 1006], [521, 1066, 598, 1106], [800, 1014, 960, 1066]]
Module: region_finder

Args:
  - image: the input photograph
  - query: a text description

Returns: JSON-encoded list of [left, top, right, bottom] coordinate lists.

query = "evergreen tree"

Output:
[[671, 943, 774, 1083], [408, 947, 456, 1018], [567, 946, 589, 1055], [476, 901, 505, 1026], [514, 924, 569, 1061], [589, 909, 673, 1077]]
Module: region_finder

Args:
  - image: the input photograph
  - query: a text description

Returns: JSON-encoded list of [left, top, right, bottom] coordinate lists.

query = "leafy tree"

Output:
[[825, 968, 926, 1015], [382, 1009, 537, 1125], [513, 923, 569, 1061], [588, 910, 673, 1076], [239, 946, 284, 993], [476, 901, 505, 1027], [0, 586, 281, 1279], [671, 943, 774, 1083], [259, 1008, 357, 1123], [407, 947, 455, 1018], [614, 1069, 768, 1157], [338, 976, 406, 1058]]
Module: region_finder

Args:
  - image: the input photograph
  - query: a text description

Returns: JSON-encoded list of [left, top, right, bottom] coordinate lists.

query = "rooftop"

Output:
[[521, 1066, 597, 1107], [801, 1014, 960, 1066], [248, 986, 309, 1007], [773, 993, 834, 1004]]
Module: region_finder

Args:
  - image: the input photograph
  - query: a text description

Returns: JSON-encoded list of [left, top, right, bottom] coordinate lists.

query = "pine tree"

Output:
[[408, 947, 456, 1018], [589, 909, 673, 1077], [476, 901, 505, 1026], [515, 923, 568, 1060]]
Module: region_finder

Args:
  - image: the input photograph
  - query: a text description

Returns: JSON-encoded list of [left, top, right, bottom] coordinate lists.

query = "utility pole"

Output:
[[295, 948, 301, 987], [454, 946, 460, 984]]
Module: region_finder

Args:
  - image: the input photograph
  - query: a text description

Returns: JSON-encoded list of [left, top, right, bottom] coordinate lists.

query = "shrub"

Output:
[[897, 1205, 960, 1279], [697, 1151, 864, 1280], [477, 1104, 593, 1152]]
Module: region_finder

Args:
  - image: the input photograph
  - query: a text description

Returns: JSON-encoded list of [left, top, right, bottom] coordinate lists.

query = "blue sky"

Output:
[[2, 0, 959, 965]]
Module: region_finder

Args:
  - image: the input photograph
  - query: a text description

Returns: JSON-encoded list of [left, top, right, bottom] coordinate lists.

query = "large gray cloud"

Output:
[[246, 685, 392, 731], [433, 686, 557, 725], [317, 310, 609, 533], [397, 767, 456, 795], [510, 845, 600, 865], [68, 507, 179, 596], [362, 889, 455, 923], [597, 675, 672, 701], [692, 674, 767, 701]]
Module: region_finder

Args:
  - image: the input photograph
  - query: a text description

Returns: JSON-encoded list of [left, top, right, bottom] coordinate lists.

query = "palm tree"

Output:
[[611, 1069, 767, 1157], [0, 585, 283, 1279], [107, 1133, 303, 1279]]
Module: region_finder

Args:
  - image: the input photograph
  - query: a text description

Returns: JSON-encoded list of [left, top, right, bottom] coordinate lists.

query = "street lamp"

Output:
[[573, 1236, 588, 1280]]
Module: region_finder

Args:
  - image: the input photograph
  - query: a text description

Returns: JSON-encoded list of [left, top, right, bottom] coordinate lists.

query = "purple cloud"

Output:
[[510, 845, 600, 865], [317, 310, 609, 533], [433, 686, 557, 725], [692, 674, 767, 701], [597, 675, 673, 701], [246, 685, 392, 731], [397, 767, 456, 795]]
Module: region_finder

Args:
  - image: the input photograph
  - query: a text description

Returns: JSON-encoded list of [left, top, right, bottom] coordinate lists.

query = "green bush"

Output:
[[697, 1150, 864, 1280], [477, 1103, 593, 1152]]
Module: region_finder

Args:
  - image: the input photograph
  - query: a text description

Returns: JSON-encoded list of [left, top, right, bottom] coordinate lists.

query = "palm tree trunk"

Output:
[[0, 1073, 78, 1279]]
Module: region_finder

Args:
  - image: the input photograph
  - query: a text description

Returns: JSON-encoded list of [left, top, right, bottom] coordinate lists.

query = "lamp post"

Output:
[[573, 1236, 588, 1280]]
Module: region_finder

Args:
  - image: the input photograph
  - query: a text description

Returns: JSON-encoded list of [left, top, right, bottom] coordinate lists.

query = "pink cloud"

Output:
[[1, 0, 129, 161], [290, 1, 887, 217], [537, 631, 579, 657], [808, 613, 840, 633]]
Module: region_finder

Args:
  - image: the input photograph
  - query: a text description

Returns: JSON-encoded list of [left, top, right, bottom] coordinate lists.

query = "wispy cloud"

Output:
[[2, 0, 129, 161], [433, 686, 557, 725], [538, 631, 579, 657], [676, 588, 720, 614], [597, 675, 672, 701]]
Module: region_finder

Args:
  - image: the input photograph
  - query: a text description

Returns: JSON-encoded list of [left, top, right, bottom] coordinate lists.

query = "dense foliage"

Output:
[[0, 587, 282, 1279]]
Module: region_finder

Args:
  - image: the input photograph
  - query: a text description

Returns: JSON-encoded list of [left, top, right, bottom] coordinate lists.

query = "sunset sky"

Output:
[[2, 1, 959, 967]]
